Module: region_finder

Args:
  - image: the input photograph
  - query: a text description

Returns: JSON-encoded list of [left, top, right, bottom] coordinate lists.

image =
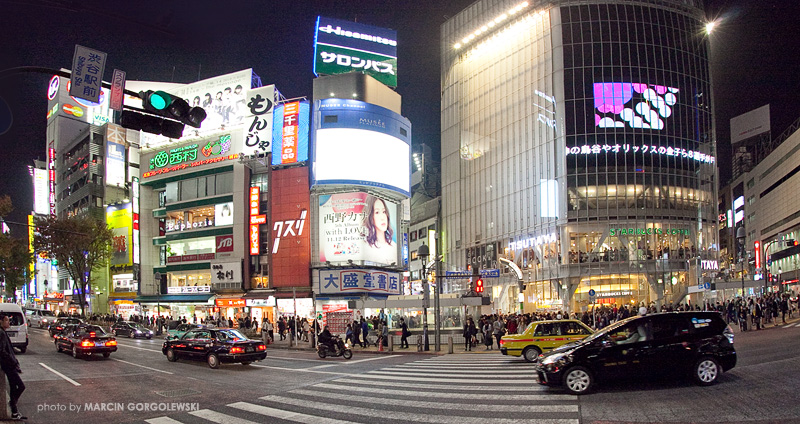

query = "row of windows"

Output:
[[164, 172, 233, 204]]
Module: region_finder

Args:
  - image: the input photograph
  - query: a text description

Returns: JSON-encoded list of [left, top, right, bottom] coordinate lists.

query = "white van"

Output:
[[0, 304, 28, 353], [25, 308, 56, 329]]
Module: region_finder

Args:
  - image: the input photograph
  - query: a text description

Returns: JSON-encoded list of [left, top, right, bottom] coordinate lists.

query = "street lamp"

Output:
[[417, 243, 430, 351], [737, 227, 746, 298]]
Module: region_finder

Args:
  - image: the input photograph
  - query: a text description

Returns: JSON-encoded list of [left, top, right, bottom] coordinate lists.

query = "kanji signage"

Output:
[[249, 186, 262, 255], [70, 45, 107, 104], [269, 166, 311, 287], [142, 134, 239, 178], [211, 261, 242, 285], [216, 299, 245, 307], [314, 17, 398, 87], [318, 269, 401, 295], [242, 85, 275, 156]]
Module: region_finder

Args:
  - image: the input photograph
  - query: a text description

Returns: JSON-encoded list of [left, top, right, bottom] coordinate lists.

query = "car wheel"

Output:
[[693, 357, 721, 386], [522, 346, 542, 363], [166, 348, 178, 362], [207, 353, 220, 369], [102, 353, 110, 358], [18, 346, 26, 354], [563, 366, 594, 395], [72, 346, 81, 359], [241, 362, 252, 366], [55, 341, 62, 353]]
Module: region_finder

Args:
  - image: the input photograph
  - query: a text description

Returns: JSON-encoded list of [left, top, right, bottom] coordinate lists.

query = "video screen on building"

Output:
[[318, 192, 399, 267], [312, 99, 411, 196]]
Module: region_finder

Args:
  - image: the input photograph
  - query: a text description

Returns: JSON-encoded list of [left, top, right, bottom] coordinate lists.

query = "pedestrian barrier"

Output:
[[416, 335, 423, 352], [388, 335, 393, 352], [0, 369, 10, 419], [448, 336, 453, 354]]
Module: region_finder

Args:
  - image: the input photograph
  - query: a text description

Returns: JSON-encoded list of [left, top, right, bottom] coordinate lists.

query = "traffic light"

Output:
[[140, 90, 207, 128], [475, 278, 484, 294], [786, 239, 798, 247]]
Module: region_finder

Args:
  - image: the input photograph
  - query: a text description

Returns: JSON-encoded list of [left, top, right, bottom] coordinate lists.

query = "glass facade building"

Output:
[[441, 0, 717, 313]]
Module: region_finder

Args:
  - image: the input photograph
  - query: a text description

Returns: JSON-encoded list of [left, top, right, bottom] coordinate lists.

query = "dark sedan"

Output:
[[112, 321, 154, 339], [48, 317, 84, 337], [55, 324, 118, 359], [162, 328, 266, 368]]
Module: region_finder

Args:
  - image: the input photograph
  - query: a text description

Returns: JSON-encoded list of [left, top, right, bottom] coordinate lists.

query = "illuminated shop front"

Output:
[[441, 1, 718, 313]]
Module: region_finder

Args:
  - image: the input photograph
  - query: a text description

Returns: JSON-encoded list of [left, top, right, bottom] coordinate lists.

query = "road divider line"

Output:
[[189, 408, 259, 424], [228, 401, 356, 424], [145, 417, 184, 424], [114, 343, 163, 353], [111, 358, 173, 374], [250, 364, 347, 375], [39, 363, 81, 386]]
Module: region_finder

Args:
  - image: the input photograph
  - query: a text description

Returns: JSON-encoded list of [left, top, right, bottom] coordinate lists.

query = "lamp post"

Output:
[[417, 243, 430, 351], [737, 227, 746, 298]]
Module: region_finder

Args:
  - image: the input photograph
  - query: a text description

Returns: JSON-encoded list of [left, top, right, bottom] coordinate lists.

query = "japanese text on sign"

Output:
[[281, 102, 300, 164], [70, 45, 107, 104], [318, 269, 402, 295]]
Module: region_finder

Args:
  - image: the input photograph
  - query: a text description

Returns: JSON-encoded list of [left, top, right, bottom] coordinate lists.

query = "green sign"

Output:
[[314, 44, 397, 88], [148, 134, 233, 170], [609, 227, 690, 236]]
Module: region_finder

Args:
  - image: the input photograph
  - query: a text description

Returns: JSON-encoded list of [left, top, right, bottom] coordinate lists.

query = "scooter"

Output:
[[317, 335, 353, 359]]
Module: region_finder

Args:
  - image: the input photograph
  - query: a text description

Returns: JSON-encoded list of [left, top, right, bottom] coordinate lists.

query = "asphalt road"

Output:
[[8, 320, 800, 424]]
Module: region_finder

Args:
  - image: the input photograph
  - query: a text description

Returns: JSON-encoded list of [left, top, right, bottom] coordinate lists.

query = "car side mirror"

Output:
[[600, 338, 614, 348]]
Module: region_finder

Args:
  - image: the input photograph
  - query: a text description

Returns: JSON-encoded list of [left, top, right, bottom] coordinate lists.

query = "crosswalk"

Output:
[[781, 321, 800, 328], [143, 355, 580, 424]]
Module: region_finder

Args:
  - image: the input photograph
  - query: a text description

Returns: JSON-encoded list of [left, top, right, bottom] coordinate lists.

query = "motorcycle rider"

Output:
[[318, 326, 337, 354]]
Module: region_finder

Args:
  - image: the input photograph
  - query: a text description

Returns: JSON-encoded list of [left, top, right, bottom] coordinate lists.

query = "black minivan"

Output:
[[535, 312, 736, 394]]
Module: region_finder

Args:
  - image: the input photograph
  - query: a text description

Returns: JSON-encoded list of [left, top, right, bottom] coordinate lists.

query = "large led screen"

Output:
[[271, 100, 310, 166], [594, 82, 678, 130], [319, 192, 399, 267], [312, 99, 411, 196]]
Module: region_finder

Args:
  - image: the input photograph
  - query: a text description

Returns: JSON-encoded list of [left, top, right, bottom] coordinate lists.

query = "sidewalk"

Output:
[[261, 333, 504, 355], [726, 314, 800, 333]]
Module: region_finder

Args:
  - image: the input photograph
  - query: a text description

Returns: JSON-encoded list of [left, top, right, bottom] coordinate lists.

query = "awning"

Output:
[[134, 294, 214, 303], [242, 290, 276, 299]]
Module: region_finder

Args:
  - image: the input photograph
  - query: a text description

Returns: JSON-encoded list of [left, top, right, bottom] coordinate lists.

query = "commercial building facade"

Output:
[[441, 0, 718, 313]]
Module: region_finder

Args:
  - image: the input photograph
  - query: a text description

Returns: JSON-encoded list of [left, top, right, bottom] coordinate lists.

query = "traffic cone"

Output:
[[378, 338, 383, 352]]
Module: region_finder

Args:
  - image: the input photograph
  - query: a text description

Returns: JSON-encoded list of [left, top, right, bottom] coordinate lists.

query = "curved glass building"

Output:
[[441, 0, 717, 312]]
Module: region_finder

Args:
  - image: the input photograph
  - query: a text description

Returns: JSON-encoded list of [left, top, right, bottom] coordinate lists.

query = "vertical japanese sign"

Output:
[[249, 186, 262, 255], [132, 177, 140, 265], [242, 85, 275, 156], [109, 69, 126, 112], [47, 142, 56, 216], [271, 101, 310, 166], [106, 203, 133, 266], [106, 124, 126, 187], [69, 45, 107, 104], [269, 166, 311, 287]]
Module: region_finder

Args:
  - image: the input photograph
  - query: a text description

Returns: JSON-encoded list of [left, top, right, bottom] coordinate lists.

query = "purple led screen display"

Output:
[[594, 83, 678, 130]]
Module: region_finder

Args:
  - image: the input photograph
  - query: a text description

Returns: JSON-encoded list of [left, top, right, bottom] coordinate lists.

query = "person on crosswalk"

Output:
[[399, 318, 410, 349]]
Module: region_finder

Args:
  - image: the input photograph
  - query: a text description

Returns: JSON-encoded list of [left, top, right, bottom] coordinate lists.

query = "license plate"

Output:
[[245, 347, 254, 353], [95, 341, 105, 347], [6, 332, 16, 337]]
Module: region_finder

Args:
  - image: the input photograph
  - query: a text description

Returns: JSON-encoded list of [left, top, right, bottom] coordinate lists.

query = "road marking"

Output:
[[111, 358, 173, 374], [145, 417, 184, 424], [333, 376, 550, 392], [249, 364, 347, 375], [383, 366, 528, 374], [114, 342, 163, 353], [39, 363, 81, 386], [289, 388, 578, 413], [260, 395, 578, 424], [308, 355, 393, 369], [228, 401, 356, 424], [341, 372, 538, 384], [189, 408, 259, 424], [262, 355, 321, 363], [315, 382, 573, 400]]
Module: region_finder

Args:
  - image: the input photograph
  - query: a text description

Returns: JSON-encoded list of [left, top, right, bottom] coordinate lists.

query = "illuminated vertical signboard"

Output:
[[47, 143, 56, 216], [33, 168, 49, 216], [270, 166, 311, 287], [105, 124, 127, 187], [106, 203, 133, 266], [132, 177, 140, 265], [249, 186, 264, 255], [271, 101, 310, 166], [314, 16, 398, 87]]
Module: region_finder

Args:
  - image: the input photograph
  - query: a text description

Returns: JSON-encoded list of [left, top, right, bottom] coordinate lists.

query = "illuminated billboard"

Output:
[[270, 167, 311, 287], [314, 16, 398, 87], [242, 84, 275, 157], [106, 203, 133, 266], [594, 82, 679, 130], [168, 69, 252, 137], [105, 124, 126, 188], [33, 168, 49, 216], [46, 76, 114, 126], [140, 129, 243, 179], [318, 192, 399, 266], [312, 99, 411, 196], [271, 101, 310, 166]]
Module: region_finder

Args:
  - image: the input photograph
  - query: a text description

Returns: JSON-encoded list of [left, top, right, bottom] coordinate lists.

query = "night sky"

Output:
[[1, 0, 798, 230]]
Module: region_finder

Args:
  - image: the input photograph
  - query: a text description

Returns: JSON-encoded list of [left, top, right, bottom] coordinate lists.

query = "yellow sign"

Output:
[[106, 203, 133, 266]]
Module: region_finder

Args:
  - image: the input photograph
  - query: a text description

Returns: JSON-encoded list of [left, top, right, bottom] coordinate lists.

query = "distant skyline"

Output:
[[1, 0, 798, 228]]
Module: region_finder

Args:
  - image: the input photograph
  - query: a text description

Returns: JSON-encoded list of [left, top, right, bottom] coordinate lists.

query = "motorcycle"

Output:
[[317, 335, 353, 359]]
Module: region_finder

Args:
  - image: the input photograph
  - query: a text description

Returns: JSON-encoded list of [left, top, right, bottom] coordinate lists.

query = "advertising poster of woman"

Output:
[[318, 192, 398, 266]]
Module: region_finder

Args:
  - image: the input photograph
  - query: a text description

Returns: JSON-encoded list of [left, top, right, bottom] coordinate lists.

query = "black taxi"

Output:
[[55, 324, 118, 359], [162, 328, 266, 369]]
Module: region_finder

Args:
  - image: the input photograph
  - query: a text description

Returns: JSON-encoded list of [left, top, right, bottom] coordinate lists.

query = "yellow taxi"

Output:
[[500, 319, 594, 362]]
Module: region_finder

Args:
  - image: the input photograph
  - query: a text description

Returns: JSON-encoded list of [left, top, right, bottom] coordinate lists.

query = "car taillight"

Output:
[[499, 339, 506, 345], [257, 344, 266, 351], [81, 340, 94, 347], [106, 340, 117, 346], [56, 326, 63, 330], [90, 332, 96, 337], [230, 346, 245, 354]]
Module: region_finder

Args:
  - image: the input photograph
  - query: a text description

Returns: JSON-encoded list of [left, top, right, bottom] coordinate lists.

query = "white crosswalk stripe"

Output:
[[141, 355, 579, 424]]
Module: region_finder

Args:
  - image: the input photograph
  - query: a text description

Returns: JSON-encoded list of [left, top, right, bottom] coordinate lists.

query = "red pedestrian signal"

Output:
[[475, 278, 484, 293]]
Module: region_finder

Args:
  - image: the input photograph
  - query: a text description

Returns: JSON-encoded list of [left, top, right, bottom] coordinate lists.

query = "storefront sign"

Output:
[[245, 297, 275, 307], [609, 227, 690, 236], [242, 85, 275, 156], [167, 253, 216, 263], [44, 291, 64, 300], [595, 291, 634, 298], [113, 274, 137, 292], [271, 101, 309, 165], [142, 134, 239, 179], [106, 203, 133, 266], [270, 166, 312, 287], [215, 235, 234, 254], [167, 285, 211, 294], [216, 299, 245, 307], [250, 186, 261, 255], [508, 233, 557, 251], [701, 260, 719, 270], [318, 269, 401, 295], [211, 261, 242, 285]]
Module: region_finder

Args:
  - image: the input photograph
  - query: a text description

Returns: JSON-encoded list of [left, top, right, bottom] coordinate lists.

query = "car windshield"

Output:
[[5, 313, 24, 326], [79, 326, 107, 337], [130, 323, 147, 329], [583, 316, 639, 342], [216, 330, 248, 342]]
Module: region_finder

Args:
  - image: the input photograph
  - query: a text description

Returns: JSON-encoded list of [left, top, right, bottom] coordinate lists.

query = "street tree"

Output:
[[34, 215, 112, 317], [0, 195, 33, 302]]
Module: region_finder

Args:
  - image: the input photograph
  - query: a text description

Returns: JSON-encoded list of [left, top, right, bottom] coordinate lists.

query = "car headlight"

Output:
[[541, 352, 574, 368], [135, 330, 142, 334]]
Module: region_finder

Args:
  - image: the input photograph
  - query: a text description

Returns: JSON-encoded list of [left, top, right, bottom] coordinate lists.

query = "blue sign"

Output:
[[588, 289, 596, 297], [444, 269, 500, 278]]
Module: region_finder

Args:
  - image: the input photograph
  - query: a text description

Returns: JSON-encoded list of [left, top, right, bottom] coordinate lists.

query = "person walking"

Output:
[[360, 318, 369, 348], [278, 317, 286, 340], [381, 320, 389, 347], [0, 314, 25, 420], [399, 317, 409, 349], [483, 320, 493, 350], [492, 316, 505, 349], [353, 320, 362, 348], [302, 318, 310, 342]]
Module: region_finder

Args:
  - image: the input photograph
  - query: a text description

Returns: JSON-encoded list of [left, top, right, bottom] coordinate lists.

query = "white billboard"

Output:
[[214, 202, 234, 227], [731, 104, 770, 145], [169, 69, 253, 137], [33, 168, 49, 215], [318, 192, 399, 266], [242, 84, 275, 156]]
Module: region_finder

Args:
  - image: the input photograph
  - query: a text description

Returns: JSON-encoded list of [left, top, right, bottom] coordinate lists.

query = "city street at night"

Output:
[[13, 320, 800, 423]]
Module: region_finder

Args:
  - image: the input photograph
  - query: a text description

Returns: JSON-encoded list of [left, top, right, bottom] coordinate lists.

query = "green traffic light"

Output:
[[150, 91, 171, 110]]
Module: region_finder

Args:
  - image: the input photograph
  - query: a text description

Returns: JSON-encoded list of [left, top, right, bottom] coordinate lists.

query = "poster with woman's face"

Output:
[[318, 192, 398, 266]]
